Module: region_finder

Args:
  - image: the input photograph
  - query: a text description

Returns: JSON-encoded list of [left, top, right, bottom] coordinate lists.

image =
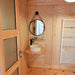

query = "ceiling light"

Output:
[[65, 0, 75, 2]]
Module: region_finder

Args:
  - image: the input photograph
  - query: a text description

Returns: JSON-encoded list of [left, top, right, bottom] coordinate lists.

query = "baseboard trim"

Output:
[[28, 65, 75, 71]]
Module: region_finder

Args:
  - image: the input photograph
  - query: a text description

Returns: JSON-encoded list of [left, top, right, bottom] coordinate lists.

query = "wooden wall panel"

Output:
[[27, 5, 54, 67], [27, 4, 75, 68], [18, 0, 29, 74], [63, 39, 75, 48], [27, 54, 45, 67], [19, 0, 29, 50], [27, 0, 75, 5], [52, 5, 75, 67], [61, 50, 75, 64], [63, 28, 75, 37], [64, 19, 75, 27]]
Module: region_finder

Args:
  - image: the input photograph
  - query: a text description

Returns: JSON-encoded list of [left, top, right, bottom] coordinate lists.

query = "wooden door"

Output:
[[0, 0, 24, 75]]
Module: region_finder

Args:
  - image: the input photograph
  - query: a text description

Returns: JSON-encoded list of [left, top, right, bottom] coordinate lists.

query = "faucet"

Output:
[[30, 39, 33, 45], [30, 37, 37, 45]]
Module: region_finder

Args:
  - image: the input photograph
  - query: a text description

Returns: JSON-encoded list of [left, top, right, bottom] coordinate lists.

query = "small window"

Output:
[[1, 0, 16, 30], [4, 37, 18, 71]]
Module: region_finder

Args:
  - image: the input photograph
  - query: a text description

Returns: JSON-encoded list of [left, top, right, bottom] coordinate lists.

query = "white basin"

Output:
[[30, 44, 41, 52]]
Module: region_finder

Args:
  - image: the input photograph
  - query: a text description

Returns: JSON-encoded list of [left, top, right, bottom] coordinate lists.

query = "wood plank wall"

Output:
[[27, 4, 75, 69], [18, 0, 29, 73], [27, 0, 74, 5], [27, 5, 53, 67], [53, 5, 75, 67]]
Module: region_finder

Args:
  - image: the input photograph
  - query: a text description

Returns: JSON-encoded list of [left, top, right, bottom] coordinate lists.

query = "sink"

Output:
[[30, 44, 41, 52]]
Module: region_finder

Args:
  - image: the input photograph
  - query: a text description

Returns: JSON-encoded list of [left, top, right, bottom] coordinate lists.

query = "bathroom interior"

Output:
[[0, 0, 75, 75]]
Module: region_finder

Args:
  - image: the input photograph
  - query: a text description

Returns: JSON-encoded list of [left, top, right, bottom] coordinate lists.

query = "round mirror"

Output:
[[29, 19, 45, 36]]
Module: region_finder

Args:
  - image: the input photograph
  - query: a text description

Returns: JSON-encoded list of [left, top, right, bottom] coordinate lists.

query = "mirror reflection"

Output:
[[29, 20, 45, 36]]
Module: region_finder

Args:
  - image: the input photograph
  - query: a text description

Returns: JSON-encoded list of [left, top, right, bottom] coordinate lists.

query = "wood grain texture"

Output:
[[27, 0, 75, 5], [26, 68, 75, 75], [63, 38, 75, 48], [52, 5, 75, 67], [63, 28, 75, 37], [0, 0, 28, 75], [64, 19, 75, 27], [25, 48, 44, 54], [27, 4, 75, 68], [27, 5, 53, 67], [27, 54, 45, 67], [61, 50, 75, 64], [61, 19, 75, 64], [18, 0, 29, 74], [0, 39, 6, 75]]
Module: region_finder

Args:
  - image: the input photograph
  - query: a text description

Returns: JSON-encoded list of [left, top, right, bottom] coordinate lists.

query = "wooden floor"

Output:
[[26, 68, 75, 75]]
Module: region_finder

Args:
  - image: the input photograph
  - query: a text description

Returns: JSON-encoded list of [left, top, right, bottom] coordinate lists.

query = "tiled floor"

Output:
[[26, 68, 75, 75]]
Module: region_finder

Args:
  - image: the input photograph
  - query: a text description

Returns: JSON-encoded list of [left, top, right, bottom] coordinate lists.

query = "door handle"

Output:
[[19, 51, 23, 58]]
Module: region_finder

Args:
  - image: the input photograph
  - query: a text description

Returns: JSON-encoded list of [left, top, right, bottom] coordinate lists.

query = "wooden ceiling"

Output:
[[27, 0, 75, 5]]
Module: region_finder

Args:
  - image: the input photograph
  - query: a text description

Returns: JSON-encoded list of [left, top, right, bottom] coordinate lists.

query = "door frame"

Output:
[[0, 0, 21, 75]]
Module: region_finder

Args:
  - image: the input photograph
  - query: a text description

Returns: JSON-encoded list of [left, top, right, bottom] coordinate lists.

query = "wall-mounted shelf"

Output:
[[25, 48, 44, 54]]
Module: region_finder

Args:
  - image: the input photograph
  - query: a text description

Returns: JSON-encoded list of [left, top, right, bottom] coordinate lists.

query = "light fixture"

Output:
[[65, 0, 75, 2]]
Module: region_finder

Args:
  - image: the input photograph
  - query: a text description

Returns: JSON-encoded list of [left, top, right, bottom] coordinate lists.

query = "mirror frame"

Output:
[[29, 19, 45, 36]]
